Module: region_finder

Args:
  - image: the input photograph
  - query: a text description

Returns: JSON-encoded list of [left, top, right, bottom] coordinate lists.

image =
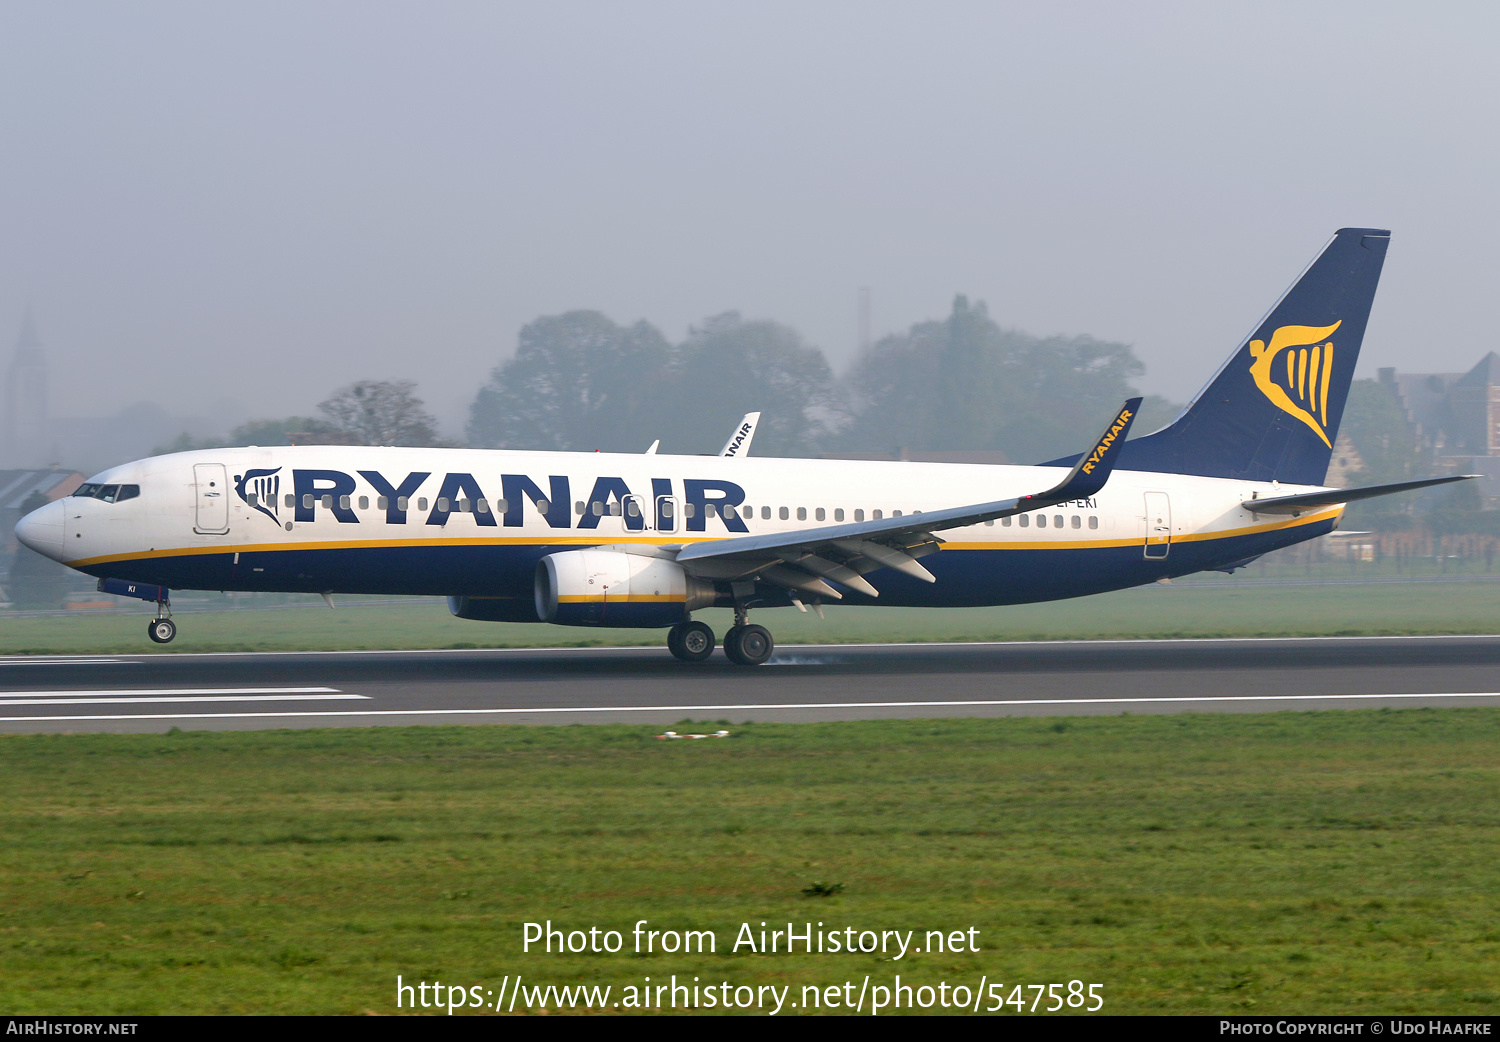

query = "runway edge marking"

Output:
[[7, 691, 1500, 723]]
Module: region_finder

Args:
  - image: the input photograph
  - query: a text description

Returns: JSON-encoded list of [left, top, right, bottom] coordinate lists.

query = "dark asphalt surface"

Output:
[[3, 635, 1500, 733]]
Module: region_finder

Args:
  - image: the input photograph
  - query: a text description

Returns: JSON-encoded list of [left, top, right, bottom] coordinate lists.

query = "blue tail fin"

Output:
[[1080, 228, 1390, 485]]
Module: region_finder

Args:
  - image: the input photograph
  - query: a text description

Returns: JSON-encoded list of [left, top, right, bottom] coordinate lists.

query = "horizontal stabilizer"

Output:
[[1243, 474, 1476, 515]]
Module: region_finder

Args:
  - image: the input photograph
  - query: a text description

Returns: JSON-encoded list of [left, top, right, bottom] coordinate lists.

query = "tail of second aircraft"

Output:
[[1076, 228, 1390, 486]]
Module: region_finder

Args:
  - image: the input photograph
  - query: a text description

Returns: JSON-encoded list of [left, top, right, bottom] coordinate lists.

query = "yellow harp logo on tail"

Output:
[[1248, 321, 1341, 448]]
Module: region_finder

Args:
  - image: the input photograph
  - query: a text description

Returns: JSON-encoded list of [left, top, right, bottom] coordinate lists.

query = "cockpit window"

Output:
[[71, 482, 140, 503]]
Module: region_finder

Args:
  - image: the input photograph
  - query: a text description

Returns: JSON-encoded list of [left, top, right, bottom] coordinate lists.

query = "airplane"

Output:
[[14, 228, 1473, 665]]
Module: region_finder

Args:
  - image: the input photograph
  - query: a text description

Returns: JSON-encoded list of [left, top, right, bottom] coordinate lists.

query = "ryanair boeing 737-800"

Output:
[[13, 229, 1470, 665]]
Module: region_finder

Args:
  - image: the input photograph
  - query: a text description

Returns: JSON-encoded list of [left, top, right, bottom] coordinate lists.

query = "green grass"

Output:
[[3, 573, 1500, 655], [1, 711, 1498, 1014]]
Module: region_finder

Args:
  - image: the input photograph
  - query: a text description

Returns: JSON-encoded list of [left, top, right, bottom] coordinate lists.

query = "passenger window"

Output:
[[592, 501, 603, 516], [815, 507, 825, 521], [1019, 514, 1029, 528], [285, 494, 295, 509], [417, 498, 428, 511], [797, 507, 807, 521], [892, 509, 902, 518], [1036, 514, 1046, 528], [661, 501, 674, 518], [761, 506, 771, 519], [685, 503, 696, 518], [835, 508, 844, 522], [1054, 515, 1063, 527], [436, 497, 449, 512], [627, 500, 640, 517], [984, 518, 993, 526], [476, 498, 489, 514], [704, 503, 717, 518], [575, 500, 585, 515], [303, 494, 314, 509], [779, 506, 789, 520], [1088, 515, 1099, 529], [743, 506, 753, 519], [247, 493, 259, 507], [394, 496, 406, 511], [854, 509, 865, 522], [872, 509, 883, 520], [1071, 515, 1081, 529], [359, 495, 370, 510], [535, 499, 547, 513], [1002, 516, 1011, 527], [339, 495, 351, 510]]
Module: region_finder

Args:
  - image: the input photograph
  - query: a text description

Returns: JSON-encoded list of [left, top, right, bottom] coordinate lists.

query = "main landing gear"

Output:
[[666, 609, 774, 666], [666, 620, 715, 662]]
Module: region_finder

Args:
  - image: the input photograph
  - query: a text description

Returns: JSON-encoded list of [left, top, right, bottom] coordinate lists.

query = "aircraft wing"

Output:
[[1242, 474, 1476, 515], [673, 399, 1141, 599]]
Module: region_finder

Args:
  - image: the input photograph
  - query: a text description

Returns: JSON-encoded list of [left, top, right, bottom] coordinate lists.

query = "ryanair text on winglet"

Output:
[[1079, 407, 1134, 475]]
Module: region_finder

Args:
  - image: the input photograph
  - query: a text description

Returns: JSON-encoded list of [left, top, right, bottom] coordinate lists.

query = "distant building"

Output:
[[2, 309, 49, 468], [1324, 430, 1366, 489], [1381, 353, 1500, 507]]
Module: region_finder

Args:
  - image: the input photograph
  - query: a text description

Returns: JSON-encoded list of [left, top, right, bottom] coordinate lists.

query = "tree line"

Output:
[[157, 296, 1181, 464], [466, 297, 1180, 462]]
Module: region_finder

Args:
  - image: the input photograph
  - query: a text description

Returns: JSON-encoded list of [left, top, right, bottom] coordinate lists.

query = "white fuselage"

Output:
[[21, 446, 1339, 613]]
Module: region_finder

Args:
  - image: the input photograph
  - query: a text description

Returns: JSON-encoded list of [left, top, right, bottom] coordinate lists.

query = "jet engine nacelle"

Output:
[[536, 550, 715, 627]]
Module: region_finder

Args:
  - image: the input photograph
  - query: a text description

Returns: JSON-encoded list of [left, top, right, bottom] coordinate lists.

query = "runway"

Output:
[[4, 634, 1500, 733]]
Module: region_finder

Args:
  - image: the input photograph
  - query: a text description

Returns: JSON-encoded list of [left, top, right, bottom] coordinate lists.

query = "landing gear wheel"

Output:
[[667, 621, 715, 663], [722, 624, 746, 665], [724, 623, 773, 666], [147, 618, 176, 644]]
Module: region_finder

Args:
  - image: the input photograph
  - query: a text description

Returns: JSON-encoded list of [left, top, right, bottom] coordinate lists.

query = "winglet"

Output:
[[1027, 397, 1142, 504], [720, 412, 760, 457]]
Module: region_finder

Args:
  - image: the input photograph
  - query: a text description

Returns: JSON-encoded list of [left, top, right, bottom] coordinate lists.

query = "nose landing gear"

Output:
[[147, 597, 175, 644]]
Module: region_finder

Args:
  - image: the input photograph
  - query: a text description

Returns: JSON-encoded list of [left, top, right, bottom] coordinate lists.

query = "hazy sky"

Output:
[[2, 1, 1497, 435]]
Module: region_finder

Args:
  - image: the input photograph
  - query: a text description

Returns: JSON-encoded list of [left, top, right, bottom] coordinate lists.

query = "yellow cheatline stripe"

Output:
[[949, 506, 1338, 550], [557, 594, 684, 603], [65, 506, 1341, 569], [68, 532, 707, 567]]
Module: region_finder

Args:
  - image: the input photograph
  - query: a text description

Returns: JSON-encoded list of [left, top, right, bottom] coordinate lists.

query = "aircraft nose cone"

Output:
[[15, 499, 65, 562]]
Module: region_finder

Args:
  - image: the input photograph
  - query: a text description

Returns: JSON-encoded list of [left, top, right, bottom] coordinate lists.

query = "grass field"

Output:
[[2, 572, 1499, 655], [1, 710, 1498, 1015]]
